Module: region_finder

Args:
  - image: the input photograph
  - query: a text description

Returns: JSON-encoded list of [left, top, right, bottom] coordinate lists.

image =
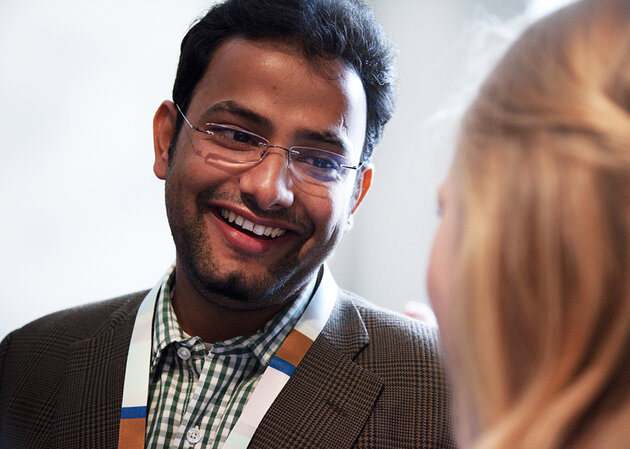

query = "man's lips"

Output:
[[218, 208, 288, 239]]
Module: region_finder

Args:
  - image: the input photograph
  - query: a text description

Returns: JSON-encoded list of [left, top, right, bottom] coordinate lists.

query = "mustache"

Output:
[[197, 188, 315, 234]]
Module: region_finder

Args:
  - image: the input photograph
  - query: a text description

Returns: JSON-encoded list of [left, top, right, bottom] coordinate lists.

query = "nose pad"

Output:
[[239, 150, 294, 210]]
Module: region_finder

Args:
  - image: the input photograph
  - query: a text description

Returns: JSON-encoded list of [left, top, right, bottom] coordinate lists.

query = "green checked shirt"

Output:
[[145, 267, 313, 448]]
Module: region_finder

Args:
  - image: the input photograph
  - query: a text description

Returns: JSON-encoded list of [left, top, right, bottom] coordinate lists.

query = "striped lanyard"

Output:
[[118, 266, 337, 449]]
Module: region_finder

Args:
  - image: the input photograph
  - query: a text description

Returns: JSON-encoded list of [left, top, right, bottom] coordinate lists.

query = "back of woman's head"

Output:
[[450, 0, 630, 447]]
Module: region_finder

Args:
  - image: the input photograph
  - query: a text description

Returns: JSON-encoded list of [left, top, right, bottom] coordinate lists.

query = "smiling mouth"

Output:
[[219, 208, 287, 239]]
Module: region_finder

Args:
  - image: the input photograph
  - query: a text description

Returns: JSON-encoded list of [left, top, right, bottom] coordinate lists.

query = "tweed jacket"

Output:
[[0, 287, 455, 449]]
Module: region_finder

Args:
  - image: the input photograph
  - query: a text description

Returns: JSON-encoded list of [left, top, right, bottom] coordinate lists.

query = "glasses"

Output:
[[176, 104, 360, 186]]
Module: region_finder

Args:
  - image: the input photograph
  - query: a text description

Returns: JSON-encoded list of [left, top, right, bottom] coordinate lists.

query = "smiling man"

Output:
[[0, 1, 454, 448], [155, 37, 371, 344]]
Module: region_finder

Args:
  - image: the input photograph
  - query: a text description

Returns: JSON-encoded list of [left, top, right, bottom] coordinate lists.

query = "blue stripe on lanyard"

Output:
[[121, 406, 147, 419], [269, 356, 296, 376]]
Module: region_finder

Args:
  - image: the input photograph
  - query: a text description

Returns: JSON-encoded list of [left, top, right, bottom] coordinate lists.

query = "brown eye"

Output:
[[232, 131, 253, 143], [204, 124, 264, 151]]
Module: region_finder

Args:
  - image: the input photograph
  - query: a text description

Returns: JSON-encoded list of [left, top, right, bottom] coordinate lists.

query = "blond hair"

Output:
[[448, 0, 630, 447]]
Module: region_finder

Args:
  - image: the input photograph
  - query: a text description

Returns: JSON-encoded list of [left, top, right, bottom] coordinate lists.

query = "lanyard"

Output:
[[118, 266, 337, 449], [118, 277, 162, 448]]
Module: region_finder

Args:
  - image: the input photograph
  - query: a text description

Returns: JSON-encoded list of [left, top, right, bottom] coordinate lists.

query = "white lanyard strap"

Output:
[[118, 278, 162, 448]]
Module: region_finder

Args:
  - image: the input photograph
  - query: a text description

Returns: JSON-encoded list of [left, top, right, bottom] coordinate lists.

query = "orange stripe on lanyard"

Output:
[[118, 417, 147, 449]]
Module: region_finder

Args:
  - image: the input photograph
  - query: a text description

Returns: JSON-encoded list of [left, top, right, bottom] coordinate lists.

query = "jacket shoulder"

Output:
[[0, 291, 149, 448], [335, 289, 456, 448], [338, 289, 442, 359], [6, 290, 148, 344], [1, 290, 148, 389]]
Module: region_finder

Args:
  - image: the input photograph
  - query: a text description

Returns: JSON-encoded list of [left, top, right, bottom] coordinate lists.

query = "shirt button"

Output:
[[177, 346, 191, 360], [186, 426, 201, 444]]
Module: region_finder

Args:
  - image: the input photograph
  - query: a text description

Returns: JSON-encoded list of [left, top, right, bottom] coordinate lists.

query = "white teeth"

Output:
[[220, 208, 287, 239], [272, 229, 286, 238], [253, 224, 265, 236]]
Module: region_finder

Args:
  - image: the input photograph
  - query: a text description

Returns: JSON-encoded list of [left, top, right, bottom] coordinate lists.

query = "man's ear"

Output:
[[350, 164, 373, 215], [153, 100, 177, 180]]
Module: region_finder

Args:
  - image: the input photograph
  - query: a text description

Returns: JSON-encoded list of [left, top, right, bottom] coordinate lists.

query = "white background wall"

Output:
[[0, 0, 571, 339]]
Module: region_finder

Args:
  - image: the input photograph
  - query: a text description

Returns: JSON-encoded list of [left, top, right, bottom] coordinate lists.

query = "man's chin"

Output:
[[191, 269, 286, 310]]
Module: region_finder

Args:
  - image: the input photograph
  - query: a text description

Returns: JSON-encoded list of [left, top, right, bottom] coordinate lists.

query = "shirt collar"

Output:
[[150, 265, 319, 372]]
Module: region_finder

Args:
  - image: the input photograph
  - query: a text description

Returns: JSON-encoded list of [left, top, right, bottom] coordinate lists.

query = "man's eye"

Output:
[[308, 157, 337, 170], [206, 125, 261, 149], [294, 151, 342, 171], [230, 130, 253, 144]]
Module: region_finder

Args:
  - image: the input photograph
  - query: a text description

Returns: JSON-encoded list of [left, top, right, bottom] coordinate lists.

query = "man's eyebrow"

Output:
[[199, 101, 351, 154], [199, 101, 273, 131], [294, 129, 349, 154]]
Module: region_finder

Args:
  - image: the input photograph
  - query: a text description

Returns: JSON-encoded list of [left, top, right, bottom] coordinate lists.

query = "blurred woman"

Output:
[[427, 0, 630, 447]]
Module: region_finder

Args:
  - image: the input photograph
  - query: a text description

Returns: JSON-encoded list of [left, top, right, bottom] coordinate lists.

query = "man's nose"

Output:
[[238, 149, 295, 210]]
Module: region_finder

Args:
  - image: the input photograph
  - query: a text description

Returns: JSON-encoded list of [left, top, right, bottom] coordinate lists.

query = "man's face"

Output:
[[153, 37, 370, 310]]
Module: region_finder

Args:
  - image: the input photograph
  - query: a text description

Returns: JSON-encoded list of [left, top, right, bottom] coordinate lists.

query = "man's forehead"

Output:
[[196, 36, 364, 100], [188, 36, 367, 152]]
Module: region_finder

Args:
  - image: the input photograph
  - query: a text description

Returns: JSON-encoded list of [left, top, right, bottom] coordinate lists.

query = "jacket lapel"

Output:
[[250, 295, 383, 449], [54, 295, 143, 449]]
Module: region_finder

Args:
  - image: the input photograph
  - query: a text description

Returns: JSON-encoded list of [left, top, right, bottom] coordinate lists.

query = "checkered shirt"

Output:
[[145, 268, 313, 448]]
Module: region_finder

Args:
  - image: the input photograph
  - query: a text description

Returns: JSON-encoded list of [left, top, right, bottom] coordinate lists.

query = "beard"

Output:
[[165, 181, 328, 310]]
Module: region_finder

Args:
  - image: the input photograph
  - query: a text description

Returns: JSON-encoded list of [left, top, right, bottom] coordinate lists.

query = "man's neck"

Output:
[[170, 268, 300, 343]]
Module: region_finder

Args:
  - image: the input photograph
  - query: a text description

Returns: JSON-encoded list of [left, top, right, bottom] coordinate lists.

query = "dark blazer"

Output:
[[0, 289, 455, 448]]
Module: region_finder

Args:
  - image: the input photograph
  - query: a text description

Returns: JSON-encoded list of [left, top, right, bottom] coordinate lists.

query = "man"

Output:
[[0, 1, 454, 448]]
